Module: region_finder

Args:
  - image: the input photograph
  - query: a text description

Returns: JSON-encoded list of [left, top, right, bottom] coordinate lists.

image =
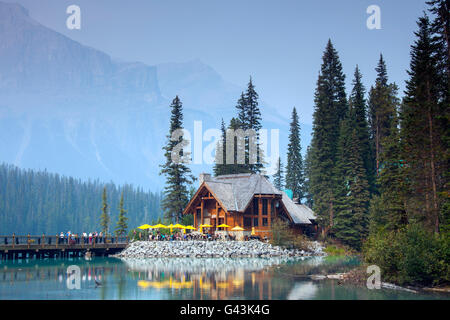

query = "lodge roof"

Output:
[[188, 173, 314, 225]]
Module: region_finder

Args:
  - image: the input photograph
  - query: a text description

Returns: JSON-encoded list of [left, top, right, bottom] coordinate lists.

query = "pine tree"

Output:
[[426, 0, 450, 236], [334, 104, 370, 249], [309, 40, 348, 234], [285, 107, 304, 201], [213, 118, 228, 176], [224, 117, 248, 174], [332, 67, 373, 248], [115, 192, 128, 236], [401, 14, 445, 233], [368, 54, 399, 176], [303, 146, 314, 208], [350, 66, 374, 191], [100, 186, 110, 235], [159, 96, 195, 223], [370, 113, 407, 233], [273, 157, 284, 190], [237, 77, 263, 173]]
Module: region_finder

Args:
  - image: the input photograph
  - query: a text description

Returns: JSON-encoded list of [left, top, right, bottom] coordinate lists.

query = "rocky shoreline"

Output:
[[113, 240, 324, 258]]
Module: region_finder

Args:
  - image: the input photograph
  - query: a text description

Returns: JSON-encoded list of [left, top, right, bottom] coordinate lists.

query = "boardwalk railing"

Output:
[[0, 234, 129, 249]]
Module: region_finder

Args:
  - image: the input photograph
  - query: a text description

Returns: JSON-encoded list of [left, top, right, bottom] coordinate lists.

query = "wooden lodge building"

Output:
[[183, 173, 317, 239]]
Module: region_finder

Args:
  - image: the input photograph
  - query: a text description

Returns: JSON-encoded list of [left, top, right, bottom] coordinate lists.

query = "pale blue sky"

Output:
[[5, 0, 428, 124]]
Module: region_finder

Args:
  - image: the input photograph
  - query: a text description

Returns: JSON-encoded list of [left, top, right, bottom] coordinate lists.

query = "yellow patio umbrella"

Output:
[[199, 224, 212, 233], [167, 224, 175, 232], [217, 224, 231, 228], [152, 224, 168, 229], [185, 226, 196, 230], [173, 224, 185, 229], [231, 225, 244, 231], [137, 224, 151, 230]]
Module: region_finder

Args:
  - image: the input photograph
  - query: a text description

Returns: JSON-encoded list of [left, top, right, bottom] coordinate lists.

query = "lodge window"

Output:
[[253, 218, 259, 227], [262, 199, 268, 215], [244, 217, 252, 227], [253, 198, 259, 215], [263, 218, 268, 226]]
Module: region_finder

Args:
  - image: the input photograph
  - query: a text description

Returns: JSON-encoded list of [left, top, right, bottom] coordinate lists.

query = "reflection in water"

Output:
[[287, 282, 318, 300], [0, 257, 446, 300], [122, 257, 301, 300]]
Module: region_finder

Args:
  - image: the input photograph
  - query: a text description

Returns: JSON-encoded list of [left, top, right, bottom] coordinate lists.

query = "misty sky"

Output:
[[4, 0, 428, 124]]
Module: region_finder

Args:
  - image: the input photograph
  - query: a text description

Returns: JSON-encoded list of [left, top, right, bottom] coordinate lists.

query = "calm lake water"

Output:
[[0, 256, 448, 300]]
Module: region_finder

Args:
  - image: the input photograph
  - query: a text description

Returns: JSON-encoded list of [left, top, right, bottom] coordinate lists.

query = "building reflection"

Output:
[[124, 257, 299, 300], [0, 257, 328, 300]]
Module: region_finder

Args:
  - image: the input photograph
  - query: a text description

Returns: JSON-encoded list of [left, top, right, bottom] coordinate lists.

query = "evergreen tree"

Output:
[[100, 186, 110, 235], [350, 66, 374, 191], [303, 146, 314, 208], [334, 101, 370, 249], [273, 157, 284, 190], [427, 0, 450, 236], [309, 40, 348, 234], [224, 117, 248, 174], [213, 118, 228, 176], [368, 54, 399, 175], [370, 113, 407, 233], [115, 192, 128, 236], [401, 14, 445, 233], [236, 78, 263, 173], [285, 107, 304, 201], [159, 96, 195, 223]]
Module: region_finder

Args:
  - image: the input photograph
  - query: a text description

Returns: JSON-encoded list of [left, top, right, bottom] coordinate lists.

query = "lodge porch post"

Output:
[[258, 197, 262, 231], [200, 199, 204, 227], [193, 208, 197, 228]]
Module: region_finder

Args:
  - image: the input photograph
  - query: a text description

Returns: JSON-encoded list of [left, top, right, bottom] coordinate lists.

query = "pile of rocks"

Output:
[[113, 240, 319, 258]]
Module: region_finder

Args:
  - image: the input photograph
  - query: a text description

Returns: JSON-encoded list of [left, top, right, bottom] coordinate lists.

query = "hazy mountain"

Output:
[[0, 1, 311, 191]]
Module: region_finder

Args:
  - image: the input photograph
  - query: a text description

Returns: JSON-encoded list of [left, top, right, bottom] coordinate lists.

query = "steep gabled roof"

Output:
[[295, 204, 317, 220], [206, 174, 282, 212], [187, 173, 313, 225], [280, 192, 311, 224]]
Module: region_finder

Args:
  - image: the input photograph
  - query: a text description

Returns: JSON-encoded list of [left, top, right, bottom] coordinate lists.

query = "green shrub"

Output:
[[270, 218, 312, 251], [363, 224, 449, 286], [324, 244, 354, 256]]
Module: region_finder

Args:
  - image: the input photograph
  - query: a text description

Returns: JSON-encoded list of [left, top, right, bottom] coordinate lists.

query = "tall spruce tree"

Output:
[[350, 66, 374, 191], [100, 186, 110, 235], [309, 40, 348, 234], [333, 67, 372, 248], [370, 111, 407, 233], [303, 146, 314, 208], [235, 78, 263, 173], [216, 78, 264, 174], [334, 123, 370, 249], [285, 107, 304, 201], [427, 0, 450, 235], [115, 192, 128, 236], [213, 118, 228, 176], [160, 96, 195, 223], [334, 78, 371, 249], [368, 54, 399, 176], [401, 14, 445, 233], [273, 157, 284, 190]]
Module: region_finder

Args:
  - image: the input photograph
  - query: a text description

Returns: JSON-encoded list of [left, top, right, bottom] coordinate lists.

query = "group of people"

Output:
[[57, 231, 111, 245], [135, 230, 239, 242]]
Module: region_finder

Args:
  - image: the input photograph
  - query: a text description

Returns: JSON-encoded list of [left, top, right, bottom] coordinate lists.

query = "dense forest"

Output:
[[0, 163, 162, 235]]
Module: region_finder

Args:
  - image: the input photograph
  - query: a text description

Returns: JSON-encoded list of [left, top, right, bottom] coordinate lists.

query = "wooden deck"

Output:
[[0, 235, 129, 260]]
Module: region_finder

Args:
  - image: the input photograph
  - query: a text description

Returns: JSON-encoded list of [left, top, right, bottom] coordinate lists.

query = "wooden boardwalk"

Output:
[[0, 235, 129, 260]]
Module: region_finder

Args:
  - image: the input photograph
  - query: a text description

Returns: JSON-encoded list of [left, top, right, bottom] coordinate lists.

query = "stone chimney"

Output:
[[199, 173, 212, 186]]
